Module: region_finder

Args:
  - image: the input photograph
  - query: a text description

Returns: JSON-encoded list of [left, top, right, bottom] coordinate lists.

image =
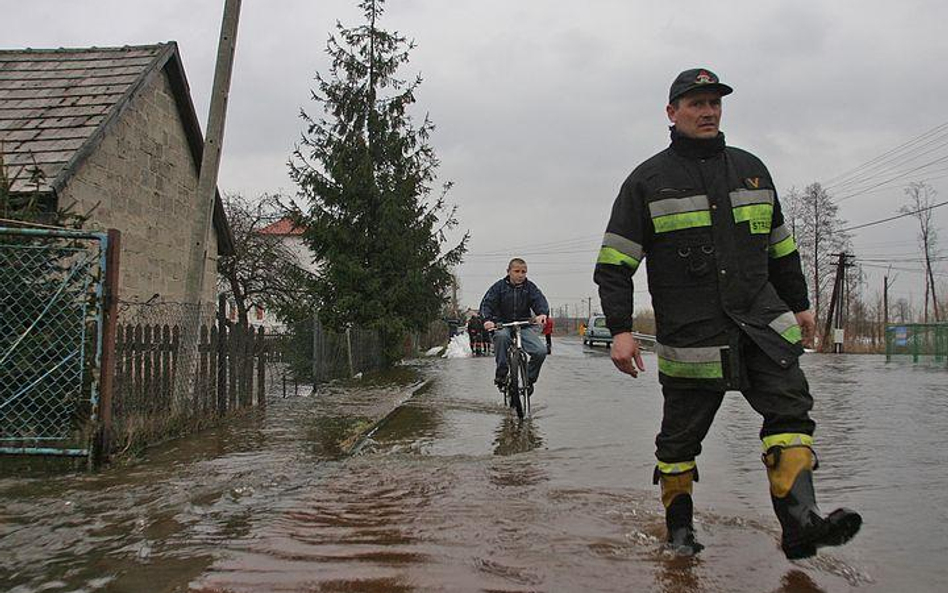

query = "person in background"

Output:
[[542, 315, 554, 354], [467, 312, 485, 356]]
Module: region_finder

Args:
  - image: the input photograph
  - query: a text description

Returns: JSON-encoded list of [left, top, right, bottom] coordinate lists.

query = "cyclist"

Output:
[[479, 258, 550, 391]]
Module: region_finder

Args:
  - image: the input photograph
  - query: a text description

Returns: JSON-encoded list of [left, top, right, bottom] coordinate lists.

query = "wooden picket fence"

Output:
[[112, 320, 267, 422]]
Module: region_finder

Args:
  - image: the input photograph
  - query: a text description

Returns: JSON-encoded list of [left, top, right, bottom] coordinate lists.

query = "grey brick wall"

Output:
[[61, 69, 220, 303]]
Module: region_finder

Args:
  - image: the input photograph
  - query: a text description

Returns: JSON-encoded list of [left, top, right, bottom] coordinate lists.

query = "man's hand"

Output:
[[483, 320, 495, 331], [535, 314, 548, 326], [794, 310, 816, 348], [611, 332, 646, 377]]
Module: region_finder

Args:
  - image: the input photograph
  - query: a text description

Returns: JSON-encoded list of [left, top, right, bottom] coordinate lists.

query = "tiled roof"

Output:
[[0, 45, 165, 193], [258, 217, 305, 236], [0, 43, 234, 254]]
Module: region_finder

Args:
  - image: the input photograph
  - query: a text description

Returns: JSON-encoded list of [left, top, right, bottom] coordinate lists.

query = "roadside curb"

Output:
[[341, 378, 431, 456]]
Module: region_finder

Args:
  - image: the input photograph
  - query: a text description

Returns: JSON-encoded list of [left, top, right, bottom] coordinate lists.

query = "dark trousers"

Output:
[[656, 338, 815, 464]]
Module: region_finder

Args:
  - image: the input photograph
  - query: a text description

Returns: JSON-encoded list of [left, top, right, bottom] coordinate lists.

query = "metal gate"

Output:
[[0, 227, 108, 458]]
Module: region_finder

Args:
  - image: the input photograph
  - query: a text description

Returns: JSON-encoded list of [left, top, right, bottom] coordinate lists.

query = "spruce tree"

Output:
[[290, 0, 467, 361]]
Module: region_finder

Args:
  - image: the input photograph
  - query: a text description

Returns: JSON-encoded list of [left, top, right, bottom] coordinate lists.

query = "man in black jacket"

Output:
[[594, 68, 860, 558], [480, 258, 550, 390]]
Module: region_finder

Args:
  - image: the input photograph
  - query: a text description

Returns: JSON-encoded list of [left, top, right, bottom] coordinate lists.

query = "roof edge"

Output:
[[48, 42, 176, 196], [162, 45, 235, 256], [37, 42, 235, 256]]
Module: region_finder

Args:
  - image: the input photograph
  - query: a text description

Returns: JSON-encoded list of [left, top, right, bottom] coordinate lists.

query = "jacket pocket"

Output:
[[648, 235, 718, 289]]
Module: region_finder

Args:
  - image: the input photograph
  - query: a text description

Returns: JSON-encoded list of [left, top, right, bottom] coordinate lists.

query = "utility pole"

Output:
[[821, 253, 854, 353], [175, 0, 242, 405], [184, 0, 242, 309]]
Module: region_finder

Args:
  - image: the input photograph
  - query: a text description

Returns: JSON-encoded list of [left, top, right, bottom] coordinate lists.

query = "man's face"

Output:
[[507, 263, 528, 285], [666, 90, 723, 139]]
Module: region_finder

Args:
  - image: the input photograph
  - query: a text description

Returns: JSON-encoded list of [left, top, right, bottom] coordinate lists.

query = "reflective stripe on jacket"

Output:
[[594, 134, 810, 389]]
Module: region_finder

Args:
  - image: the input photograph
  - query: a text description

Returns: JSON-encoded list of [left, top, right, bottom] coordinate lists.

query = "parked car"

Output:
[[583, 314, 613, 347]]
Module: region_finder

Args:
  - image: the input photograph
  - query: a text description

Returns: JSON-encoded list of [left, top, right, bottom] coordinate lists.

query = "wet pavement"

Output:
[[2, 338, 947, 592]]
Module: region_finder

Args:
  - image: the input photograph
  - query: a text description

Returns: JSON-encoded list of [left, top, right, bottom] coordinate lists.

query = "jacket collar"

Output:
[[669, 126, 726, 159]]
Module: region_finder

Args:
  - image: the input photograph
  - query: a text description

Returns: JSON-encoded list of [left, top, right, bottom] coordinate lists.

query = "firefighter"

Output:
[[594, 68, 861, 558]]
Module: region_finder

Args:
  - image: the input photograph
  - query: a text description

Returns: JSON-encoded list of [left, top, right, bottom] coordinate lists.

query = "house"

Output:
[[228, 216, 316, 331], [0, 43, 234, 303]]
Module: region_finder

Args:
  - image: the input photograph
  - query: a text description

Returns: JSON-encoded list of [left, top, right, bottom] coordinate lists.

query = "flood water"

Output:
[[2, 337, 947, 592]]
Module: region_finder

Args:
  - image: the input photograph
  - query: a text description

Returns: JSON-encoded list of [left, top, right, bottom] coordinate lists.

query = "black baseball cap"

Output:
[[668, 68, 733, 103]]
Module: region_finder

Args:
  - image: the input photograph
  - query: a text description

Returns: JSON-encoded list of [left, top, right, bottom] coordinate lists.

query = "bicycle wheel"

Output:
[[507, 349, 524, 419], [517, 352, 530, 418]]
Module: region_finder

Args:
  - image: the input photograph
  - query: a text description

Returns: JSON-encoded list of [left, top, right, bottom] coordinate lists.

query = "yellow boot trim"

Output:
[[761, 433, 813, 452], [660, 471, 695, 509], [764, 446, 815, 498], [657, 460, 696, 475]]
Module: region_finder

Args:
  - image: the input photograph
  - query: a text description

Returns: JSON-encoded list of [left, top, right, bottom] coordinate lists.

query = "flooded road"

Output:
[[2, 338, 947, 592]]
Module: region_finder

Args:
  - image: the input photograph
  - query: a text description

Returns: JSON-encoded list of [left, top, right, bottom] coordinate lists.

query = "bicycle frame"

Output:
[[497, 320, 533, 419]]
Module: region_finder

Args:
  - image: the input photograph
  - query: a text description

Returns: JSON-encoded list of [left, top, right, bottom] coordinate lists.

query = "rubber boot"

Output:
[[764, 446, 862, 560], [655, 467, 704, 555]]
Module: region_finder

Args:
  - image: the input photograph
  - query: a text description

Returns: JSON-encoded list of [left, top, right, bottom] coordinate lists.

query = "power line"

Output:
[[839, 199, 948, 232], [468, 233, 600, 257], [826, 133, 948, 195], [822, 120, 948, 191], [831, 153, 948, 202]]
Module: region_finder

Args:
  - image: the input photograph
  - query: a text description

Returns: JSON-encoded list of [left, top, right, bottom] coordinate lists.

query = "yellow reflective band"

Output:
[[652, 211, 712, 233], [769, 235, 797, 258], [657, 460, 696, 475], [658, 356, 723, 379], [769, 311, 802, 344], [781, 325, 802, 344], [761, 433, 813, 452], [732, 203, 773, 234], [597, 246, 640, 270]]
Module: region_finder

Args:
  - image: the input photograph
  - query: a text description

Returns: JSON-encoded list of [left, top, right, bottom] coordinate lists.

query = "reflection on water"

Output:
[[492, 414, 545, 457], [770, 569, 827, 593], [1, 347, 945, 591], [655, 555, 701, 593]]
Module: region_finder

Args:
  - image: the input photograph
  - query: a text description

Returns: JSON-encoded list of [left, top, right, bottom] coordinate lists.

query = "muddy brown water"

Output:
[[2, 338, 946, 592]]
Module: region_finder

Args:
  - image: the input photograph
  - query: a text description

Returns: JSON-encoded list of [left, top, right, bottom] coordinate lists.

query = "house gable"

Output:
[[0, 43, 233, 254]]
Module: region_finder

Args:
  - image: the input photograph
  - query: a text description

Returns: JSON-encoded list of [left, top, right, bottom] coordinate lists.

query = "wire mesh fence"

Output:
[[312, 319, 385, 383], [0, 227, 106, 457], [886, 323, 948, 365]]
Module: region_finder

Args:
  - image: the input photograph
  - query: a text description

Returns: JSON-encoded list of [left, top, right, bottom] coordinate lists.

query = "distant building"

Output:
[[0, 43, 234, 303], [223, 216, 316, 331]]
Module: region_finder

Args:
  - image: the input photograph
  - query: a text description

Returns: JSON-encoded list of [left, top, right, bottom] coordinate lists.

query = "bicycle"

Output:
[[495, 320, 534, 420]]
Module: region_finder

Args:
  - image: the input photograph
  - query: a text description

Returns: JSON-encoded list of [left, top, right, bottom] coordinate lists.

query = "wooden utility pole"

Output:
[[184, 0, 242, 307], [821, 253, 854, 353], [175, 0, 242, 405]]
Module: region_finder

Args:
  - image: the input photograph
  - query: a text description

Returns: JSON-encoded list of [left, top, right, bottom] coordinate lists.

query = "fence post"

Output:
[[95, 229, 121, 464], [313, 317, 322, 383], [346, 327, 354, 378], [217, 294, 228, 415], [199, 324, 209, 416], [161, 325, 171, 408], [229, 324, 239, 409], [241, 326, 252, 407], [256, 327, 266, 407]]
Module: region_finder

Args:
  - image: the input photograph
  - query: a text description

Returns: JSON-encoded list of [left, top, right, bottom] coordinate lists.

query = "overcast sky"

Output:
[[7, 0, 948, 317]]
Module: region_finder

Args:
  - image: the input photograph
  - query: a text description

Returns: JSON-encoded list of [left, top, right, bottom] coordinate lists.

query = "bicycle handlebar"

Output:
[[497, 320, 535, 328]]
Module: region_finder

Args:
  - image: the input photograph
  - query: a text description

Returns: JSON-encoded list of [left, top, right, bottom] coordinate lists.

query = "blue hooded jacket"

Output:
[[479, 278, 549, 323]]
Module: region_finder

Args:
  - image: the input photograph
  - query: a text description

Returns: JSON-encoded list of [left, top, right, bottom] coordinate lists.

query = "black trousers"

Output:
[[656, 338, 816, 464]]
